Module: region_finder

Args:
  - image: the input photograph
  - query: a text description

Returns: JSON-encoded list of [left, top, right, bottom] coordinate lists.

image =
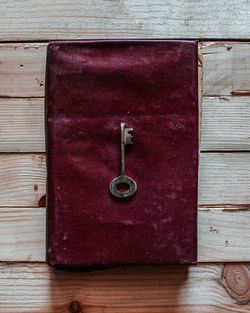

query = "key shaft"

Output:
[[120, 123, 133, 176], [120, 122, 126, 176]]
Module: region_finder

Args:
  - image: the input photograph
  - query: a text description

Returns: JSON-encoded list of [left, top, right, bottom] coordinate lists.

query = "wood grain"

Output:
[[201, 42, 250, 96], [198, 208, 250, 262], [0, 98, 45, 152], [0, 208, 45, 262], [0, 152, 249, 207], [199, 153, 250, 206], [1, 96, 249, 152], [201, 97, 250, 151], [0, 43, 46, 98], [1, 43, 250, 151], [0, 154, 46, 207], [0, 1, 249, 310], [1, 42, 250, 97], [1, 1, 250, 40], [2, 207, 250, 262], [0, 262, 250, 312]]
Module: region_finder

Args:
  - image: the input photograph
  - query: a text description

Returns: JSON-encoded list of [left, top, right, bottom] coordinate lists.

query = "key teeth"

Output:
[[124, 128, 134, 145], [130, 134, 134, 143]]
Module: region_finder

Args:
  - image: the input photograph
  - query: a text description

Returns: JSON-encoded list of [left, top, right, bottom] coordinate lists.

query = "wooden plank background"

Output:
[[1, 1, 250, 40], [1, 2, 250, 312]]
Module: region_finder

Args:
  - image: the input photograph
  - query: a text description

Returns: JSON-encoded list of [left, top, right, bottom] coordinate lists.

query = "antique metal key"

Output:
[[109, 122, 137, 198]]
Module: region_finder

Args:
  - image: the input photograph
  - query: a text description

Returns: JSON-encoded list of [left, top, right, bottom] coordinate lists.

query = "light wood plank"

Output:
[[1, 1, 250, 40], [0, 98, 45, 152], [199, 153, 250, 206], [0, 43, 46, 98], [1, 42, 250, 98], [201, 41, 250, 96], [1, 96, 250, 152], [0, 208, 45, 262], [0, 154, 46, 207], [200, 96, 250, 151], [0, 262, 250, 312], [0, 153, 249, 207], [2, 207, 250, 262], [198, 208, 250, 262]]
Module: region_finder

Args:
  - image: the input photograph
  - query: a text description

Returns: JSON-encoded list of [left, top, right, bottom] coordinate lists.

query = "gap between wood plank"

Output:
[[2, 39, 250, 44]]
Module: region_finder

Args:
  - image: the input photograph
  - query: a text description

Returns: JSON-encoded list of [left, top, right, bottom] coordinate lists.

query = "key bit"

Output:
[[124, 127, 134, 145]]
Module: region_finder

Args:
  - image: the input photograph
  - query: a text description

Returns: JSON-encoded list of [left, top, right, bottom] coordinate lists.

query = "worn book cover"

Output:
[[46, 40, 198, 267]]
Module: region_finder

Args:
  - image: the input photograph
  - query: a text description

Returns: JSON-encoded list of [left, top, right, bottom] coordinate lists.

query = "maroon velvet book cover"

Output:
[[46, 40, 198, 267]]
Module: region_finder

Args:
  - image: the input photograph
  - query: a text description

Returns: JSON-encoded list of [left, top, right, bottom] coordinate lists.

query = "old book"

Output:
[[46, 40, 198, 267]]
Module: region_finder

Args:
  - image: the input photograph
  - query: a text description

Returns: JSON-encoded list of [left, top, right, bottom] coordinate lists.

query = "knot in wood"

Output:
[[224, 265, 249, 296], [69, 300, 82, 313]]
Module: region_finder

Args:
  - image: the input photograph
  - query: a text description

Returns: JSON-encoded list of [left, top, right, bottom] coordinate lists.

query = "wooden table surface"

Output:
[[1, 1, 250, 312]]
